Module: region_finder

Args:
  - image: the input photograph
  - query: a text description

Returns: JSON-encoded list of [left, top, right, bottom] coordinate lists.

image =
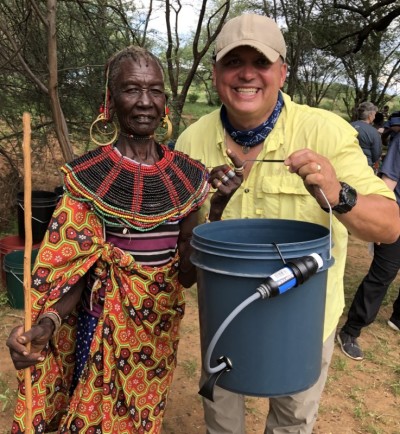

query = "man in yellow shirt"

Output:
[[175, 14, 399, 434]]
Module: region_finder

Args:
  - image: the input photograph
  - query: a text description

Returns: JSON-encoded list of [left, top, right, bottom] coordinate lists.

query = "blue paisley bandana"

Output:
[[220, 92, 284, 148]]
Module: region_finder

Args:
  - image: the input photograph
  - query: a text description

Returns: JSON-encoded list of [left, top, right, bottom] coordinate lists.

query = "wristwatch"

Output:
[[322, 182, 357, 214]]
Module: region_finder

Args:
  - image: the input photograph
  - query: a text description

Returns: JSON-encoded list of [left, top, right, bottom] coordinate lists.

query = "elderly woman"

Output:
[[7, 46, 243, 433]]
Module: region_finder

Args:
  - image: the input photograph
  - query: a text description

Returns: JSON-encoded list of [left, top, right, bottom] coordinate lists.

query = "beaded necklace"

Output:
[[220, 92, 284, 154], [119, 132, 154, 141], [61, 144, 209, 232]]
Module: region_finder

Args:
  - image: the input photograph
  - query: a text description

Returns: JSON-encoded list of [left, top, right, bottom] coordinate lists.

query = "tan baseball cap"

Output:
[[215, 14, 286, 62]]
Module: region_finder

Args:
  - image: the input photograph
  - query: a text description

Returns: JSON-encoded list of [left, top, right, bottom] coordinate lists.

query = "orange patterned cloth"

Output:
[[12, 195, 186, 433]]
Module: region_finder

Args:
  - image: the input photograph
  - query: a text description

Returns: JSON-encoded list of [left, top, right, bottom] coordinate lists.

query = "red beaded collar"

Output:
[[61, 144, 209, 231]]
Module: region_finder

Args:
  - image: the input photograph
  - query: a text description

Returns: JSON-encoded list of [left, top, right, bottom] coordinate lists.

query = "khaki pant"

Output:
[[202, 330, 336, 434]]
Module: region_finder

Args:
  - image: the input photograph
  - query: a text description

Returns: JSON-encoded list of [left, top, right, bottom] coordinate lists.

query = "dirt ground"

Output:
[[0, 236, 399, 434]]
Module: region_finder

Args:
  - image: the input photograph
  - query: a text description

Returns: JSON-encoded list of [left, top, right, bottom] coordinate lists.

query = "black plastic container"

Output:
[[17, 190, 58, 243]]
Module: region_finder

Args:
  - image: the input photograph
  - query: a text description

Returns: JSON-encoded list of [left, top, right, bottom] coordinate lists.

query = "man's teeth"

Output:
[[237, 88, 258, 94]]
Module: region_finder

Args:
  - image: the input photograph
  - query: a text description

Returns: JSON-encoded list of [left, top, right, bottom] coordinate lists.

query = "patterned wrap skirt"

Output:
[[12, 195, 186, 433]]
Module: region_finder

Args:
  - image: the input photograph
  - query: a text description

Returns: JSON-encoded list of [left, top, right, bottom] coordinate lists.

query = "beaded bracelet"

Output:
[[37, 308, 62, 336]]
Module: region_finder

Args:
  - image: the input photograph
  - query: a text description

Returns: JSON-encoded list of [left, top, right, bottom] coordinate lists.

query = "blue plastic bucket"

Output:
[[191, 219, 333, 397]]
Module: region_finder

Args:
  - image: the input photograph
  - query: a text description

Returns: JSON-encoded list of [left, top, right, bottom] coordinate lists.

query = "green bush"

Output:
[[188, 93, 200, 103]]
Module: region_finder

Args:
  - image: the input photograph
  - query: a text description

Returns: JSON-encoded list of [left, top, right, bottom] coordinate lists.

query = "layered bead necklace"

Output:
[[61, 144, 210, 232]]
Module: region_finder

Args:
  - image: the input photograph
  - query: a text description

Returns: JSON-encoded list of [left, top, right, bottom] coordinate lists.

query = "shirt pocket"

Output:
[[256, 174, 316, 221]]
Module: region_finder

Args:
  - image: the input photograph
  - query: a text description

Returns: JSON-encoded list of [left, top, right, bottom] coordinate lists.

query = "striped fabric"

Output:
[[105, 221, 180, 266], [79, 222, 181, 318]]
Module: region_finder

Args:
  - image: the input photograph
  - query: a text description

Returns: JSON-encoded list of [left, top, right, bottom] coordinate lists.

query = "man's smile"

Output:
[[235, 87, 259, 95]]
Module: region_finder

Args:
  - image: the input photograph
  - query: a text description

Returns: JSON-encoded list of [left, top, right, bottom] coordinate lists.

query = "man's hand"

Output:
[[284, 149, 342, 209]]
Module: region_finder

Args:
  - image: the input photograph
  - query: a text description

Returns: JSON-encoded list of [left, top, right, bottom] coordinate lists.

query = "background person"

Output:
[[373, 111, 385, 133], [382, 111, 400, 148], [175, 14, 399, 434], [382, 105, 390, 121], [372, 111, 386, 171], [351, 101, 382, 169], [6, 45, 242, 433], [338, 115, 400, 360]]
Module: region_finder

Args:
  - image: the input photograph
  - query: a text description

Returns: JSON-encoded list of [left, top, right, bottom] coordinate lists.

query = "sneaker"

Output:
[[388, 318, 400, 331], [337, 330, 364, 361]]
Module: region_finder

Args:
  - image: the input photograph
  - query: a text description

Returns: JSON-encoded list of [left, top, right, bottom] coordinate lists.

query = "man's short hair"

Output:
[[357, 102, 378, 121]]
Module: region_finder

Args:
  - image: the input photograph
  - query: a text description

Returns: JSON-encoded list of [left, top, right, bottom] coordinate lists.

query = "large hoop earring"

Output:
[[155, 108, 173, 142], [90, 114, 118, 146]]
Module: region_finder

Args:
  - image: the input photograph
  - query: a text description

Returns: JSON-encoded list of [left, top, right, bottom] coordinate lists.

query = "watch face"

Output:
[[342, 184, 357, 206], [333, 182, 357, 214]]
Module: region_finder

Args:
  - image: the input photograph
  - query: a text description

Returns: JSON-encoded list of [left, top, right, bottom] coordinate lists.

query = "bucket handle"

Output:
[[199, 253, 323, 402], [318, 187, 332, 261], [18, 202, 51, 224], [7, 268, 24, 285]]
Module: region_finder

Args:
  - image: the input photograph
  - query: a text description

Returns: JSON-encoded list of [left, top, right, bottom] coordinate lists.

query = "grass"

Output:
[[181, 359, 198, 378], [0, 375, 15, 413], [331, 355, 347, 372], [0, 291, 9, 307], [184, 285, 198, 307], [244, 396, 266, 417], [353, 403, 365, 420], [178, 101, 218, 134], [391, 381, 400, 396]]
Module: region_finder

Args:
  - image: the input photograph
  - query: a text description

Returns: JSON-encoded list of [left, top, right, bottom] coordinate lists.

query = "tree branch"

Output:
[[27, 0, 48, 27], [333, 0, 398, 18], [0, 18, 48, 94], [331, 1, 400, 53], [47, 0, 74, 162]]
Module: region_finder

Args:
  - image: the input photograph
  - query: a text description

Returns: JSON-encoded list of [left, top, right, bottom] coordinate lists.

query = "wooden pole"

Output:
[[22, 112, 33, 434]]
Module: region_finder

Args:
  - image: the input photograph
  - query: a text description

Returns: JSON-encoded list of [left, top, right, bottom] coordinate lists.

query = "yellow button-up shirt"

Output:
[[176, 92, 395, 340]]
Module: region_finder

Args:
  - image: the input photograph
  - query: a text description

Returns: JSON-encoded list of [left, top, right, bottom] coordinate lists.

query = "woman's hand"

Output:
[[6, 279, 86, 370], [6, 321, 54, 370], [208, 149, 244, 221]]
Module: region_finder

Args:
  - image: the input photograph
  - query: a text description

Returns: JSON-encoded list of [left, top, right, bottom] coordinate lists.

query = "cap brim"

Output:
[[216, 40, 281, 63]]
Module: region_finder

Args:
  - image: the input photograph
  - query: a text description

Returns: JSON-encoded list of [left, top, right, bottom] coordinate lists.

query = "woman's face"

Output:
[[110, 57, 166, 136]]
